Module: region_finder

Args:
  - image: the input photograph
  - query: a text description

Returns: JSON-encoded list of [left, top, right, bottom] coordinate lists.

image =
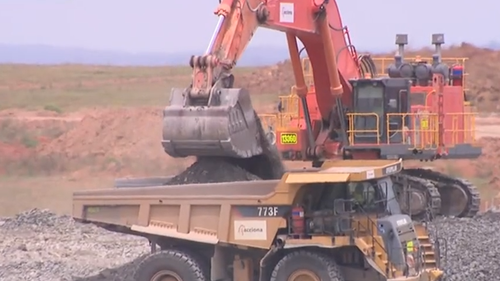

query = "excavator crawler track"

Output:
[[402, 168, 480, 218], [392, 173, 441, 222]]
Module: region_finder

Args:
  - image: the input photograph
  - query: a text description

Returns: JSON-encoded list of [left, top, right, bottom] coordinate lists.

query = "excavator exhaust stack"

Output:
[[162, 87, 263, 158]]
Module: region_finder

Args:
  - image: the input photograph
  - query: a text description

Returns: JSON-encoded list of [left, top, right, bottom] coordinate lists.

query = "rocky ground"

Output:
[[0, 209, 148, 281], [428, 211, 500, 281], [0, 209, 499, 280]]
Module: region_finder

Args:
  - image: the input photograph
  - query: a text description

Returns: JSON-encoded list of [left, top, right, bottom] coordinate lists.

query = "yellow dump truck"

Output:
[[73, 159, 444, 281]]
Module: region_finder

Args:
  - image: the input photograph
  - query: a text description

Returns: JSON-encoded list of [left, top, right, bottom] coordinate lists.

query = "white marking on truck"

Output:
[[257, 206, 279, 217], [234, 220, 267, 240]]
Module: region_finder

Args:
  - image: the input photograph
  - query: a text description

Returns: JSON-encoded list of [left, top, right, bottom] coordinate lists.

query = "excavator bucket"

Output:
[[162, 87, 263, 158]]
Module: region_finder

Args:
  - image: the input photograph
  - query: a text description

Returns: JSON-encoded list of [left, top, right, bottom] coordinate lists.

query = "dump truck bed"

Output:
[[73, 179, 286, 248], [73, 159, 403, 248]]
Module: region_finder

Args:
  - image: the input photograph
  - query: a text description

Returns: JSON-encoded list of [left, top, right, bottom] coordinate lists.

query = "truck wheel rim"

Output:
[[288, 269, 320, 281], [151, 270, 183, 281]]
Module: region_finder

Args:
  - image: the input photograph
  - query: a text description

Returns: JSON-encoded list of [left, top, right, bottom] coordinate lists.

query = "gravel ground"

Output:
[[0, 209, 148, 281], [1, 208, 500, 280], [428, 210, 500, 281]]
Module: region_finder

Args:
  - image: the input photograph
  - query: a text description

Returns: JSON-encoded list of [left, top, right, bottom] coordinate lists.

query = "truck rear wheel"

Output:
[[134, 249, 208, 281], [270, 250, 344, 281]]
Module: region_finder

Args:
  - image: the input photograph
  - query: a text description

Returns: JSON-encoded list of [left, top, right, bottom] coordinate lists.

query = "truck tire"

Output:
[[270, 250, 344, 281], [134, 249, 208, 281]]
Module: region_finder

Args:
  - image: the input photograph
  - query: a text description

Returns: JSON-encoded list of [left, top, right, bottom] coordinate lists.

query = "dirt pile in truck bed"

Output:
[[166, 157, 261, 184], [166, 115, 286, 185]]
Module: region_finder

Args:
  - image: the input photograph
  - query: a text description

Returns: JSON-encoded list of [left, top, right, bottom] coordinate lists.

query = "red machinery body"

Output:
[[276, 34, 479, 164], [273, 34, 481, 219], [411, 85, 470, 146], [161, 0, 481, 219]]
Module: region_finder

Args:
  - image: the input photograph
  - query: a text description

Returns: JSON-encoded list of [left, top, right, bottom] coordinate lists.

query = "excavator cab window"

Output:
[[350, 78, 411, 144], [352, 82, 384, 142]]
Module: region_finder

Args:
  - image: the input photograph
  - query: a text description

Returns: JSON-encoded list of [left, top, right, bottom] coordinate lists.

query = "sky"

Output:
[[0, 0, 498, 54]]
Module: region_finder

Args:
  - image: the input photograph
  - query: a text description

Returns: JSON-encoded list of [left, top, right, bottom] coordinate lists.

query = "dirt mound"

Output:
[[236, 60, 294, 98], [0, 115, 78, 175], [0, 143, 31, 174], [474, 137, 500, 177], [1, 107, 285, 179], [37, 107, 161, 158], [35, 107, 190, 177], [167, 157, 261, 185], [238, 43, 500, 111]]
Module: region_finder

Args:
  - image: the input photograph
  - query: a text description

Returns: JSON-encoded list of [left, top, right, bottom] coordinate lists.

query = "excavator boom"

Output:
[[162, 0, 360, 159]]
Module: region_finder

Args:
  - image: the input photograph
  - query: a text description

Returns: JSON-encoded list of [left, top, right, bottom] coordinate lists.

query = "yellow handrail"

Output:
[[344, 112, 476, 148], [346, 113, 380, 145], [386, 113, 439, 149]]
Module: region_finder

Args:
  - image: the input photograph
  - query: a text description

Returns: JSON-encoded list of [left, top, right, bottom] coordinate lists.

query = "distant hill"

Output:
[[1, 42, 499, 66]]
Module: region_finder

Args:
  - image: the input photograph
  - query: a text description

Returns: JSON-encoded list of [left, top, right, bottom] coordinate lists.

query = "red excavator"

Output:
[[161, 0, 481, 221], [270, 33, 481, 220]]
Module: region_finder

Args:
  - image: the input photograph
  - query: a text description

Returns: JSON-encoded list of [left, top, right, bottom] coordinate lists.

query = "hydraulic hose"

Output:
[[358, 54, 377, 78]]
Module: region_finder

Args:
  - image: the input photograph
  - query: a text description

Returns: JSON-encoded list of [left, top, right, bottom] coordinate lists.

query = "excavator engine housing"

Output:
[[162, 87, 263, 158]]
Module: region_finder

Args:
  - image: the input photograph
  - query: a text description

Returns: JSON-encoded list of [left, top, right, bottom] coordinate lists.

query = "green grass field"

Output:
[[0, 64, 263, 111]]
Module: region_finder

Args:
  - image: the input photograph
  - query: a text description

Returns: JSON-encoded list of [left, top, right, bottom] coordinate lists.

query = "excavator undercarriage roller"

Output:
[[394, 168, 480, 221], [162, 87, 263, 158], [404, 168, 480, 218]]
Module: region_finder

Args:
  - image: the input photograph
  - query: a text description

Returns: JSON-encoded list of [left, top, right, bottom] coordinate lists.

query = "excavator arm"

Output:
[[162, 0, 362, 159], [189, 0, 262, 97]]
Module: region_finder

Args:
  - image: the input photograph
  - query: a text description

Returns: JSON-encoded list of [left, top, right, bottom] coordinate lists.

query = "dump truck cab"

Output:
[[73, 159, 444, 281]]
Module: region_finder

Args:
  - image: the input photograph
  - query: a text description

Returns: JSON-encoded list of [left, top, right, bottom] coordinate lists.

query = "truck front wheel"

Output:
[[270, 250, 344, 281], [134, 249, 208, 281]]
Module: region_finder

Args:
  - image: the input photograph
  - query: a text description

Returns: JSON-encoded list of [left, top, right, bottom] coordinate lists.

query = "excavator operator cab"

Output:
[[348, 77, 411, 145]]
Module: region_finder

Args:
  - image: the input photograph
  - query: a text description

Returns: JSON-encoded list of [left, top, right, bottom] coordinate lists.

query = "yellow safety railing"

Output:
[[347, 113, 381, 145], [276, 92, 300, 130], [347, 111, 476, 148], [263, 110, 476, 149], [258, 113, 277, 134], [371, 57, 469, 91], [267, 57, 311, 131], [386, 113, 439, 149], [276, 113, 298, 130], [450, 112, 477, 145], [281, 89, 300, 117]]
